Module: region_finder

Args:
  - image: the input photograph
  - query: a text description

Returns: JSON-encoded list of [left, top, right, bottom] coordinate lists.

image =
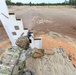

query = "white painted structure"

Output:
[[0, 0, 28, 46], [8, 13, 29, 45], [34, 38, 42, 49], [0, 0, 42, 49], [0, 0, 9, 18]]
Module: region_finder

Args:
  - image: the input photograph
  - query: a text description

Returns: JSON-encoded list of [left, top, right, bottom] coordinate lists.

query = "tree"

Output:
[[29, 2, 32, 6], [6, 0, 11, 2], [6, 0, 11, 5], [69, 0, 76, 5], [16, 2, 23, 6]]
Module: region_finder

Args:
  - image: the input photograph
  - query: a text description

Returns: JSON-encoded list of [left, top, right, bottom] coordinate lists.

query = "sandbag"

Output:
[[32, 48, 44, 58]]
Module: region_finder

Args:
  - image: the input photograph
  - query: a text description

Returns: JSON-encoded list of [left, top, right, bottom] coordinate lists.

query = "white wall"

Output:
[[9, 13, 16, 21], [0, 0, 9, 18], [0, 14, 15, 45], [9, 14, 29, 44], [0, 0, 28, 46], [34, 38, 42, 49]]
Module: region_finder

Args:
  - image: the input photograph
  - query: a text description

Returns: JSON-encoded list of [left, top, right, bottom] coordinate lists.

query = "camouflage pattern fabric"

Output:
[[16, 36, 30, 49], [0, 47, 23, 75], [0, 46, 34, 75]]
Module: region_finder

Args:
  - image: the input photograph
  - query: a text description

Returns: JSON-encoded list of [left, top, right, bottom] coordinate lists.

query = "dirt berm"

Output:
[[26, 48, 76, 75]]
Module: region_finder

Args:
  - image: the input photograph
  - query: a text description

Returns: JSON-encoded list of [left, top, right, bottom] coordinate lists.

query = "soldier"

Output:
[[15, 32, 44, 75]]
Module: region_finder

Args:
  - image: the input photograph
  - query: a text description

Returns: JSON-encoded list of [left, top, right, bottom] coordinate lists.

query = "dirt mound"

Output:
[[26, 48, 76, 75], [40, 32, 76, 67]]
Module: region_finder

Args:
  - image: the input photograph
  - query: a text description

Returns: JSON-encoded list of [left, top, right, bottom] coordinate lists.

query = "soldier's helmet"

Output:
[[16, 36, 30, 50]]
